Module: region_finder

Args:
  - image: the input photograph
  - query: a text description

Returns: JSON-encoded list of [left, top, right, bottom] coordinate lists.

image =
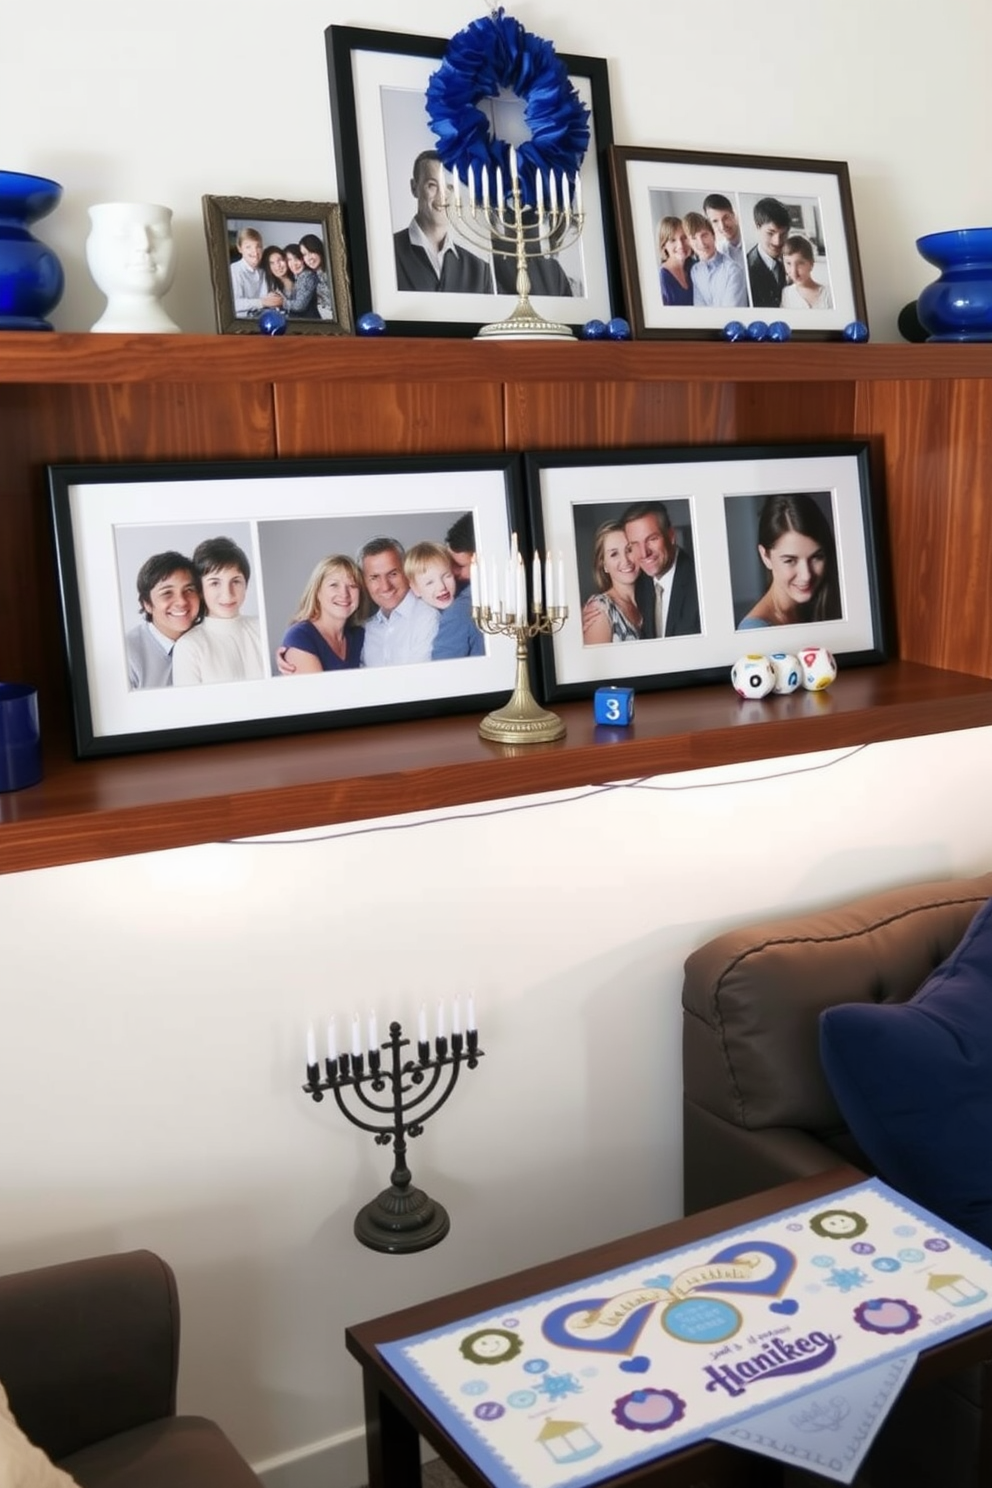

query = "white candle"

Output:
[[351, 1013, 362, 1058], [478, 555, 488, 610], [509, 144, 519, 187], [418, 1003, 428, 1044], [481, 165, 490, 213], [505, 555, 515, 616], [511, 529, 519, 564], [467, 995, 477, 1032], [548, 170, 558, 216], [453, 168, 462, 210], [436, 1001, 446, 1040], [574, 170, 583, 216], [491, 557, 501, 618], [495, 165, 504, 214], [469, 557, 480, 610], [327, 1017, 337, 1062], [452, 997, 462, 1036], [368, 1010, 378, 1052], [516, 557, 527, 623], [306, 1023, 317, 1067], [558, 552, 566, 608], [467, 164, 476, 213], [545, 550, 555, 609], [535, 170, 545, 239], [561, 171, 570, 227], [532, 549, 543, 609]]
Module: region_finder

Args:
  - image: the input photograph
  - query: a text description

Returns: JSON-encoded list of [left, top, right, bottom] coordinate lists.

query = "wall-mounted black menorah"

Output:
[[303, 1017, 483, 1254]]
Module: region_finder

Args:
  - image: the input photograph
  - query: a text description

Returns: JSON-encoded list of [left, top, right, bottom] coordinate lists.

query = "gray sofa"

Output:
[[681, 868, 992, 1488], [0, 1249, 262, 1488]]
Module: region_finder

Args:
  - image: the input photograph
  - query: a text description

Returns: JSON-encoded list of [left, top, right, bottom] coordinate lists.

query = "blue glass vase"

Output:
[[916, 227, 992, 342], [0, 171, 65, 331]]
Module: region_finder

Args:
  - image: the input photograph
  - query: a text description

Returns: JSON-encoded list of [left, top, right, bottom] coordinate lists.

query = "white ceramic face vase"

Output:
[[86, 202, 180, 332]]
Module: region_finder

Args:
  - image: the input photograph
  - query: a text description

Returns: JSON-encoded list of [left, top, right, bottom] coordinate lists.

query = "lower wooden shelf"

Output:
[[1, 660, 990, 876]]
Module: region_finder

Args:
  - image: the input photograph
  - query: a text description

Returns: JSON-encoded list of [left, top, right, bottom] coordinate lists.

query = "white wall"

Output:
[[3, 4, 992, 1485], [3, 731, 992, 1485], [4, 0, 991, 340]]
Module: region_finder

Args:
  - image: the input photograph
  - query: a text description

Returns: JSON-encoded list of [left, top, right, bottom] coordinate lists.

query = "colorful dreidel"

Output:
[[769, 651, 801, 694], [594, 686, 635, 725], [730, 654, 776, 699], [800, 645, 838, 690]]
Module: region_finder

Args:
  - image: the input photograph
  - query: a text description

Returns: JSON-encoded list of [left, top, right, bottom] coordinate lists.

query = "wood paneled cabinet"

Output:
[[1, 333, 991, 874]]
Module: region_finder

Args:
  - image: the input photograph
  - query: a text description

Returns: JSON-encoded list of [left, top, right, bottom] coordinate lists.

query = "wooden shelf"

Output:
[[3, 333, 991, 875], [6, 332, 992, 386], [1, 661, 990, 876]]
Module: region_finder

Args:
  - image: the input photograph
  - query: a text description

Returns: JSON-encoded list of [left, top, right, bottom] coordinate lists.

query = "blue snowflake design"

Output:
[[824, 1267, 870, 1293], [535, 1371, 584, 1402]]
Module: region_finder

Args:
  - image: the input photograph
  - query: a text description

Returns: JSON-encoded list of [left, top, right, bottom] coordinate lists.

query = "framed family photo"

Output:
[[48, 455, 522, 758], [201, 195, 354, 335], [325, 23, 620, 335], [608, 146, 867, 340], [523, 442, 888, 704]]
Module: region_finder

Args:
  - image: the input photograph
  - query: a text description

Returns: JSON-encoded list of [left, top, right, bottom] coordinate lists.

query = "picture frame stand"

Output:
[[474, 605, 568, 743]]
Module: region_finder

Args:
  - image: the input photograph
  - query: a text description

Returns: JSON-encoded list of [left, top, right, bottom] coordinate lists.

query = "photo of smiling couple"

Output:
[[577, 489, 841, 647], [119, 511, 484, 691]]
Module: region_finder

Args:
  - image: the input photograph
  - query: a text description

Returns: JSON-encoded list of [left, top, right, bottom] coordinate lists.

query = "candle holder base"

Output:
[[354, 1183, 451, 1254], [476, 296, 575, 341], [478, 695, 566, 744]]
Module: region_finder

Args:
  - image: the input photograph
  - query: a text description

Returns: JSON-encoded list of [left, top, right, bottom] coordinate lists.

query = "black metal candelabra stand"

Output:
[[303, 1020, 483, 1254]]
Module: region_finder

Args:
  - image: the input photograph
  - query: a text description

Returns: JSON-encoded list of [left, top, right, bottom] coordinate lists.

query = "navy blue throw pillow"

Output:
[[820, 895, 992, 1246]]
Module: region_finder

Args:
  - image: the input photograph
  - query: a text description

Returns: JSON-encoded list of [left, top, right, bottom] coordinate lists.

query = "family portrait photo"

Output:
[[608, 147, 867, 339], [523, 443, 886, 703], [201, 195, 353, 336], [50, 457, 520, 757], [648, 187, 832, 313]]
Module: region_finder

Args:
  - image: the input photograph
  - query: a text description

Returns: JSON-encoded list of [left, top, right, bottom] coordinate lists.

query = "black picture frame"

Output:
[[523, 442, 888, 704], [201, 195, 354, 335], [325, 23, 620, 336], [608, 145, 867, 341], [49, 455, 524, 758]]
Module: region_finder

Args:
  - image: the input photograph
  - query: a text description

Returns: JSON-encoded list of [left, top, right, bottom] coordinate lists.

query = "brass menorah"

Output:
[[470, 545, 568, 743], [446, 146, 585, 340]]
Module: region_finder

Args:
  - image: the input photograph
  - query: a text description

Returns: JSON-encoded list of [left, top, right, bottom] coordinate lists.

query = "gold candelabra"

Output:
[[473, 599, 568, 744], [446, 149, 585, 340]]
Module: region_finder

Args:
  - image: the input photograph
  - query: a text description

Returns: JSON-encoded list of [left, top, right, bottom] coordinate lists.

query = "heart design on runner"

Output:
[[694, 1241, 797, 1298], [542, 1298, 658, 1356], [620, 1355, 651, 1373], [770, 1299, 799, 1315]]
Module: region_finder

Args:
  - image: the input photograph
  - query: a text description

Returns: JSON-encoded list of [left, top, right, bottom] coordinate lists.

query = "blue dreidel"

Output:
[[594, 686, 635, 726]]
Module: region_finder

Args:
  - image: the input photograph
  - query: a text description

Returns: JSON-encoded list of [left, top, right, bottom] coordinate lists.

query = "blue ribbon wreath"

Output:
[[426, 9, 590, 207]]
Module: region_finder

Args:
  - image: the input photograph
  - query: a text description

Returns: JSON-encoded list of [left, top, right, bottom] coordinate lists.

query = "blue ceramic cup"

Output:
[[0, 683, 42, 791]]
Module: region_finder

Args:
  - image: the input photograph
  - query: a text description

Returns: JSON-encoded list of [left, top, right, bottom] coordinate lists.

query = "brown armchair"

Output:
[[681, 868, 992, 1488], [0, 1249, 262, 1488]]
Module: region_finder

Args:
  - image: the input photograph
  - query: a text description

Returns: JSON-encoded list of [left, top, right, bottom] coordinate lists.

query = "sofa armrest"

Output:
[[0, 1250, 179, 1462], [683, 1099, 867, 1214]]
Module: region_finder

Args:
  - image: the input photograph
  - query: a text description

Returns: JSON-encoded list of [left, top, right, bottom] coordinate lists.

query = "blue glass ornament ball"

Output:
[[767, 320, 792, 342], [843, 320, 870, 342], [257, 308, 287, 336], [605, 317, 631, 340], [722, 320, 747, 342], [745, 320, 769, 342], [357, 311, 387, 336], [581, 319, 607, 340]]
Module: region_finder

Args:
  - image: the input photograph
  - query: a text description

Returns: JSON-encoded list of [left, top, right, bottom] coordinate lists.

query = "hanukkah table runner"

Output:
[[379, 1179, 992, 1488]]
